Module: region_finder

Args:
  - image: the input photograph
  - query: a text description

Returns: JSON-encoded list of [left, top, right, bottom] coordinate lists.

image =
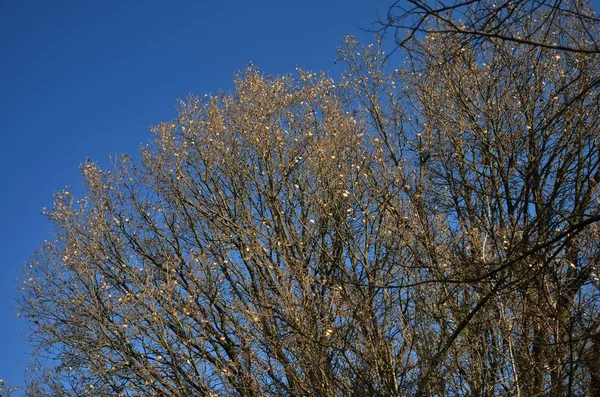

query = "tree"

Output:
[[366, 0, 600, 394], [0, 380, 18, 397], [20, 1, 600, 395], [378, 0, 600, 54], [22, 68, 411, 396]]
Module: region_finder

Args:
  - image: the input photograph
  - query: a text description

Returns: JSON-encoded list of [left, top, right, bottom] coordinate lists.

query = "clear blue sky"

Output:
[[0, 0, 382, 391]]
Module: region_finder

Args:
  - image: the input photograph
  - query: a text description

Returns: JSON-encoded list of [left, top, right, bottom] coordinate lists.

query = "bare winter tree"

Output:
[[378, 0, 600, 54], [20, 1, 600, 396], [0, 380, 18, 397], [21, 68, 416, 396], [361, 0, 600, 394]]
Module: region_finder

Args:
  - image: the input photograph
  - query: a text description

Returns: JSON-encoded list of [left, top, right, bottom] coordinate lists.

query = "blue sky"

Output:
[[0, 0, 382, 391]]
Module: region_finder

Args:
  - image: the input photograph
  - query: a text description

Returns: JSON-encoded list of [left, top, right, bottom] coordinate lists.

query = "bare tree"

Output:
[[21, 68, 418, 396], [20, 1, 600, 396], [0, 380, 18, 397], [378, 0, 600, 54], [358, 0, 600, 394]]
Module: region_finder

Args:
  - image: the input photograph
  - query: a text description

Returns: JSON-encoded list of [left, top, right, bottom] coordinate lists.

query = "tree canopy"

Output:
[[20, 1, 600, 395]]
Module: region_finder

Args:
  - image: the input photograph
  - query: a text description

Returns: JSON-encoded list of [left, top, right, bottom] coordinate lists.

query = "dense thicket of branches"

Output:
[[379, 0, 600, 54], [21, 1, 600, 396], [0, 380, 18, 397]]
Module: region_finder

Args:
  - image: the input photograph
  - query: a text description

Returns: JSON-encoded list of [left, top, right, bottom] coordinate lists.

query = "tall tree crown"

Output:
[[20, 2, 600, 395]]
